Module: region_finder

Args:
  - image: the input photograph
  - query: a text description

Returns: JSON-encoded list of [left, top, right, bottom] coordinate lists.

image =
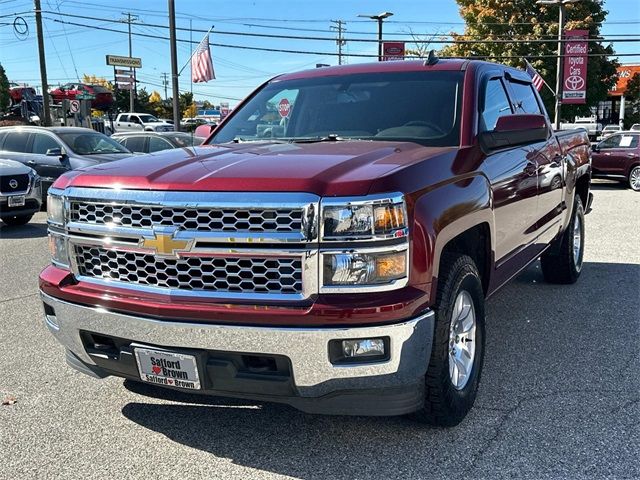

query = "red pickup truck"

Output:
[[40, 59, 592, 426]]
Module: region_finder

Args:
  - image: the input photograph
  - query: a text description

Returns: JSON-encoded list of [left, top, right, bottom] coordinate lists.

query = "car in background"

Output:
[[111, 131, 204, 153], [9, 83, 37, 106], [592, 131, 640, 191], [49, 84, 114, 111], [0, 126, 133, 199], [194, 122, 217, 139], [596, 124, 622, 141], [0, 159, 41, 226], [114, 113, 174, 133], [630, 124, 640, 132]]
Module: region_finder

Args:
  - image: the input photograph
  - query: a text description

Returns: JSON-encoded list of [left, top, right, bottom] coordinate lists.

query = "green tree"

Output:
[[0, 63, 10, 112], [201, 100, 214, 110], [178, 92, 193, 114], [442, 0, 618, 121], [622, 73, 640, 129]]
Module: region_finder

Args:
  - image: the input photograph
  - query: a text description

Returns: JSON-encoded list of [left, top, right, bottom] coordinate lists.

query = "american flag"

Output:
[[192, 34, 215, 83], [525, 60, 544, 91]]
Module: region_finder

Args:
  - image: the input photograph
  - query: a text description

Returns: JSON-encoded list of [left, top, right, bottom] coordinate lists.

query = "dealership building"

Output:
[[595, 64, 640, 126]]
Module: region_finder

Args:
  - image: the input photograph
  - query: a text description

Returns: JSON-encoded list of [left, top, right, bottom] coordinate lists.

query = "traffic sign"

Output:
[[278, 98, 291, 118], [69, 100, 80, 113]]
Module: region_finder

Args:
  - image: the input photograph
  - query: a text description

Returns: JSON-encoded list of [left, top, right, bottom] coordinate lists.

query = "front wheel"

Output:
[[629, 166, 640, 192], [411, 254, 485, 426], [540, 196, 585, 284]]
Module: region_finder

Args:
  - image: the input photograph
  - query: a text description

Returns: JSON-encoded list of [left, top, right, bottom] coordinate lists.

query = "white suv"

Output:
[[115, 113, 174, 133]]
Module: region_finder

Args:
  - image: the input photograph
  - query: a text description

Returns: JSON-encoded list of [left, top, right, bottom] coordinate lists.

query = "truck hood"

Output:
[[62, 141, 456, 196]]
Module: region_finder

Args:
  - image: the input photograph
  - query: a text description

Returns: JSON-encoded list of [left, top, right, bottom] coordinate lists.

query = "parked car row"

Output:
[[0, 126, 209, 226]]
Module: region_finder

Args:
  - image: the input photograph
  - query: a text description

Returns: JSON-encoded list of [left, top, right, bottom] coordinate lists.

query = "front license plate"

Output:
[[8, 195, 25, 207], [134, 347, 201, 390]]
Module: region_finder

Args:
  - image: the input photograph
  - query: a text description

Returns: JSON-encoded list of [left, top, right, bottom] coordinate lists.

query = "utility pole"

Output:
[[537, 0, 580, 130], [34, 0, 51, 126], [168, 0, 180, 131], [330, 20, 346, 65], [161, 72, 169, 100], [121, 12, 139, 112]]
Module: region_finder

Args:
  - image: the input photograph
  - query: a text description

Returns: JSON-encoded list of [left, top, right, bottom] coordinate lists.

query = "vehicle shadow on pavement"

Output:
[[590, 179, 628, 191], [120, 260, 640, 479], [0, 220, 48, 238]]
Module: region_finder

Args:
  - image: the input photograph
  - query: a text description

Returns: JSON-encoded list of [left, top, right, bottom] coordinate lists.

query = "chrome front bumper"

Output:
[[40, 292, 434, 398]]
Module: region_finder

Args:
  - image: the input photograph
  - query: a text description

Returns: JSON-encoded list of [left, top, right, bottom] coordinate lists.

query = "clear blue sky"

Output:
[[1, 0, 638, 107]]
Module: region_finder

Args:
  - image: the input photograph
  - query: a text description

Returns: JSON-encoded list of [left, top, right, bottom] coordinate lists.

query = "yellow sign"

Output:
[[141, 232, 192, 257]]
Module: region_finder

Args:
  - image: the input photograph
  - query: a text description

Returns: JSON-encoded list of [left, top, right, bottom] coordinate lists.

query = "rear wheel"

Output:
[[1, 214, 33, 226], [411, 254, 485, 426], [629, 166, 640, 191], [541, 196, 585, 284]]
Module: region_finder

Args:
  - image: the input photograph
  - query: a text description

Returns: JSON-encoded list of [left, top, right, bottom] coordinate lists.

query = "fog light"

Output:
[[342, 338, 385, 358]]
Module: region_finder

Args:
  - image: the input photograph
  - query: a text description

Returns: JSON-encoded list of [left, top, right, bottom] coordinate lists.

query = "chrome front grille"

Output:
[[69, 201, 304, 233], [75, 246, 303, 295]]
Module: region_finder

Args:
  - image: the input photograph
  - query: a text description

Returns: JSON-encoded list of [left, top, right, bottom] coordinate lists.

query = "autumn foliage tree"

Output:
[[442, 0, 618, 120]]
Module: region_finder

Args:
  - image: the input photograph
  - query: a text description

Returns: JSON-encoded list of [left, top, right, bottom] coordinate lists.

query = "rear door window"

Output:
[[1, 131, 30, 152], [119, 114, 129, 122], [148, 136, 173, 153], [31, 133, 61, 154], [123, 136, 146, 153], [481, 78, 512, 132], [618, 134, 638, 148], [508, 81, 542, 114]]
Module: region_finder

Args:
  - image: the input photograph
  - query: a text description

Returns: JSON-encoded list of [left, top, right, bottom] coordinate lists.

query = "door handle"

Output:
[[27, 160, 36, 165], [524, 162, 537, 176], [604, 153, 611, 156]]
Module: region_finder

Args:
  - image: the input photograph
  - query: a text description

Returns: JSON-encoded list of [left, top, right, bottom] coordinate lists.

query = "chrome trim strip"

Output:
[[41, 291, 434, 393]]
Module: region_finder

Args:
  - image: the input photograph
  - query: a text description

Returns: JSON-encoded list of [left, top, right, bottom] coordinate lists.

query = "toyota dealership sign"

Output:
[[562, 30, 588, 104]]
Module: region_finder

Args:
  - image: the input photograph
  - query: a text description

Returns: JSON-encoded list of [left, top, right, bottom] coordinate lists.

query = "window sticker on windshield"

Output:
[[619, 136, 633, 147]]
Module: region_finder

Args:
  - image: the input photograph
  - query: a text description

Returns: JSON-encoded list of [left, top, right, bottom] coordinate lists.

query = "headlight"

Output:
[[322, 247, 408, 288], [47, 194, 64, 225], [48, 232, 70, 268], [321, 193, 407, 240]]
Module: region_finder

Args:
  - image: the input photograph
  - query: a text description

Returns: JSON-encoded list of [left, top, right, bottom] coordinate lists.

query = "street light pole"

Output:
[[358, 12, 394, 61], [537, 0, 580, 130]]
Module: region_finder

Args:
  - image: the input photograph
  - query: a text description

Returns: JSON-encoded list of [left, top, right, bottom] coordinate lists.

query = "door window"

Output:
[[1, 131, 30, 152], [481, 79, 512, 132], [119, 115, 129, 122], [148, 136, 173, 153], [618, 135, 638, 148], [599, 135, 622, 149], [123, 136, 146, 153], [509, 81, 542, 114], [31, 133, 60, 154]]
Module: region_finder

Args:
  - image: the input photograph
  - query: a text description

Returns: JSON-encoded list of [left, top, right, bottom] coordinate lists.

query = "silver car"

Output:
[[0, 158, 42, 226]]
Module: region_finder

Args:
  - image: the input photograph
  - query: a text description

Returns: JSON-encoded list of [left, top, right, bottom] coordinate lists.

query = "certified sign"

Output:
[[278, 98, 291, 118], [382, 42, 405, 61], [562, 30, 589, 104], [69, 100, 80, 113]]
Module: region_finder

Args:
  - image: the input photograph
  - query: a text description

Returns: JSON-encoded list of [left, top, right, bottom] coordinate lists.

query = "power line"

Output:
[[46, 17, 640, 60], [41, 10, 640, 45]]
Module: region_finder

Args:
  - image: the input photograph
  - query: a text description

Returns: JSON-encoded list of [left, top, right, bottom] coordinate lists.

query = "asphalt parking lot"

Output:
[[0, 180, 638, 480]]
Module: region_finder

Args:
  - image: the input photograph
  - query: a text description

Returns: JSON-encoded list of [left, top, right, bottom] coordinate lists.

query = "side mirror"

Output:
[[46, 147, 67, 159], [592, 144, 600, 153], [479, 114, 549, 152]]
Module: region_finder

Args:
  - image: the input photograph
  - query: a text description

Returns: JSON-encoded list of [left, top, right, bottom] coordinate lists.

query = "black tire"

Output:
[[628, 165, 640, 192], [411, 254, 485, 427], [540, 196, 585, 284], [1, 214, 33, 226]]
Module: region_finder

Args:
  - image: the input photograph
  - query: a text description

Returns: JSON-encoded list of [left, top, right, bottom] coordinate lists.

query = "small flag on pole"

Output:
[[192, 34, 215, 83], [525, 60, 544, 91]]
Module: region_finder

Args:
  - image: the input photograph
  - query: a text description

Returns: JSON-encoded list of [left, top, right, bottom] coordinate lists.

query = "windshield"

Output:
[[209, 71, 464, 147], [59, 132, 131, 155], [139, 115, 161, 123]]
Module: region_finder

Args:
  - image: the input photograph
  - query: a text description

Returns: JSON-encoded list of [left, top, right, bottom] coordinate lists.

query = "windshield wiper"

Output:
[[290, 134, 346, 144], [231, 137, 289, 144]]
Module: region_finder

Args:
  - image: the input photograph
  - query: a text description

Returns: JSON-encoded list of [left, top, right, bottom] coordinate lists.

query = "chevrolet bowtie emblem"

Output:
[[141, 229, 193, 257]]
